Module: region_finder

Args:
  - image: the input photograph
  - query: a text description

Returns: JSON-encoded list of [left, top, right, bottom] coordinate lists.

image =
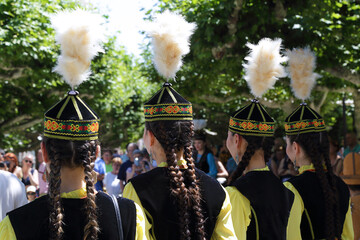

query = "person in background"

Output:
[[226, 157, 237, 176], [0, 170, 27, 221], [126, 149, 148, 182], [102, 149, 113, 173], [0, 162, 8, 171], [277, 145, 297, 182], [193, 131, 218, 178], [329, 137, 343, 176], [215, 158, 229, 185], [26, 185, 37, 202], [94, 146, 106, 191], [118, 143, 139, 192], [21, 154, 39, 190], [344, 132, 360, 158], [37, 149, 48, 195], [103, 157, 122, 196], [4, 153, 22, 179], [0, 149, 5, 162]]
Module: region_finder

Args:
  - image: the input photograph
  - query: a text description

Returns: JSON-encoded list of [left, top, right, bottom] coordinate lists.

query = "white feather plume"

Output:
[[243, 38, 287, 98], [285, 47, 321, 100], [146, 10, 196, 79], [51, 9, 105, 89]]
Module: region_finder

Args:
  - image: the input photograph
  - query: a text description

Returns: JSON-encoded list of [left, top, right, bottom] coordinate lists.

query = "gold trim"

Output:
[[250, 206, 260, 240], [76, 96, 98, 119], [44, 133, 98, 141], [45, 116, 99, 123], [145, 117, 193, 122], [71, 96, 83, 120], [56, 96, 71, 119], [166, 87, 177, 103], [157, 88, 165, 104], [228, 128, 274, 137], [144, 103, 191, 107], [257, 104, 266, 122]]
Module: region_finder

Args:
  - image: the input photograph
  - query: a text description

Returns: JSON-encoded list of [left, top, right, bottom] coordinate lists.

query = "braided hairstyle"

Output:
[[288, 131, 341, 239], [228, 133, 274, 185], [43, 137, 99, 240], [145, 120, 206, 240]]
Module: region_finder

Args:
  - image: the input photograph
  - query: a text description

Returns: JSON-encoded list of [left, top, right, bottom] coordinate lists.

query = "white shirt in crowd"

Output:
[[103, 172, 121, 196], [38, 162, 48, 195], [0, 170, 28, 221]]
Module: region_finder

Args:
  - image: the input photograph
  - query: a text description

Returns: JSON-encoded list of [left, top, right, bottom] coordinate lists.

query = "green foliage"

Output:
[[142, 0, 359, 141], [0, 0, 156, 151]]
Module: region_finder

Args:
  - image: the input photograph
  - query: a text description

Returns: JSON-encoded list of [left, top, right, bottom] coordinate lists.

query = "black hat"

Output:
[[284, 103, 325, 135], [284, 47, 324, 135], [229, 99, 275, 137], [228, 38, 287, 137], [44, 10, 104, 141], [144, 82, 192, 122], [193, 130, 206, 141]]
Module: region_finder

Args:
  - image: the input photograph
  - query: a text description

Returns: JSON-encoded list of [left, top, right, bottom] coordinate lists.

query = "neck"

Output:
[[198, 149, 205, 155], [296, 155, 312, 167], [60, 166, 85, 193], [244, 149, 266, 173], [349, 143, 356, 149]]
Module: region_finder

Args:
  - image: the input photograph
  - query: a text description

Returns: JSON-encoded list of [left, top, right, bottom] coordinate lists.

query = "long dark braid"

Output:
[[288, 132, 340, 239], [44, 137, 99, 240], [228, 133, 274, 185], [145, 121, 205, 240]]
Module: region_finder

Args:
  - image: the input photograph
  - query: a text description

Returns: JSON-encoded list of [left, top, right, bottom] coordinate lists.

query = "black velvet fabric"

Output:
[[232, 171, 294, 240], [231, 100, 274, 123], [130, 167, 225, 240], [285, 104, 323, 123], [8, 192, 136, 240], [145, 82, 190, 105]]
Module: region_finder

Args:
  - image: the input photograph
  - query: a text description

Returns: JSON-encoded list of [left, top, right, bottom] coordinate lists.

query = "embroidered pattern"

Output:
[[44, 117, 99, 140], [285, 119, 325, 135], [144, 104, 193, 121], [229, 117, 275, 136]]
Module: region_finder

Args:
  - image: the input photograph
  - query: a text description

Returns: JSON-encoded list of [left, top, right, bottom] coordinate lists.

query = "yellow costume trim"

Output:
[[157, 159, 188, 169]]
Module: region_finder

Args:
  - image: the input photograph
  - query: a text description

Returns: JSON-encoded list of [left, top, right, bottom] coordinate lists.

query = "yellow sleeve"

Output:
[[123, 182, 152, 240], [134, 202, 148, 240], [225, 186, 251, 240], [341, 199, 354, 240], [0, 216, 17, 240], [210, 187, 237, 240], [283, 181, 303, 240]]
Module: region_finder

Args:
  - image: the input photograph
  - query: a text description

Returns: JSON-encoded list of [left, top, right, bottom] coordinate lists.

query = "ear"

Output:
[[148, 130, 156, 146], [40, 142, 49, 163], [234, 134, 243, 150], [293, 141, 301, 155]]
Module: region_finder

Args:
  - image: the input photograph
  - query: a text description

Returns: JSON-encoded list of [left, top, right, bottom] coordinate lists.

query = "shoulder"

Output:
[[8, 195, 48, 222]]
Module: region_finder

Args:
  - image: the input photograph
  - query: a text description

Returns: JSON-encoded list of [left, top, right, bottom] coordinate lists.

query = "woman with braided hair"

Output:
[[282, 47, 353, 239], [0, 9, 146, 240], [123, 83, 236, 240]]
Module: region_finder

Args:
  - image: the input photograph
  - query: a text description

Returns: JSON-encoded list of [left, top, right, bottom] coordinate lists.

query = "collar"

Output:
[[60, 182, 87, 199], [298, 163, 327, 174], [248, 166, 270, 172], [158, 159, 188, 169]]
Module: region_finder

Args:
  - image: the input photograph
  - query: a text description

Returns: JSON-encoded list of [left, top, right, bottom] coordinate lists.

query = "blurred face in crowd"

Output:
[[37, 149, 43, 164], [112, 161, 121, 175], [194, 140, 205, 152], [26, 190, 36, 202], [102, 151, 112, 164], [127, 143, 138, 162], [275, 146, 286, 160], [5, 153, 17, 169], [22, 155, 34, 170]]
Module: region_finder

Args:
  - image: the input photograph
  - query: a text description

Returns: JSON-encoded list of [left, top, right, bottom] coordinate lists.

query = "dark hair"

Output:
[[288, 131, 341, 239], [126, 142, 139, 151], [227, 133, 274, 185], [145, 120, 205, 240], [102, 148, 113, 156], [43, 137, 99, 240]]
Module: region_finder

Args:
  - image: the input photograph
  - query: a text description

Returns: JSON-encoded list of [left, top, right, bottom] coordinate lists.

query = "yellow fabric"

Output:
[[298, 164, 316, 174], [0, 216, 16, 240], [249, 166, 270, 172], [124, 182, 236, 240], [157, 159, 188, 169], [283, 181, 303, 240], [0, 187, 147, 240], [211, 187, 237, 240], [342, 199, 354, 240], [225, 186, 251, 239], [123, 182, 153, 240]]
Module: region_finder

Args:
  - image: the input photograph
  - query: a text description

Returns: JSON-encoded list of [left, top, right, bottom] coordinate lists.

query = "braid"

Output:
[[48, 140, 64, 240], [44, 137, 99, 240], [146, 121, 204, 240], [184, 144, 206, 240], [289, 132, 341, 239], [81, 142, 99, 240]]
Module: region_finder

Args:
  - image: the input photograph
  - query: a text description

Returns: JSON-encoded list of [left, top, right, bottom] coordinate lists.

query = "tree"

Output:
[[0, 0, 157, 151], [142, 0, 359, 141]]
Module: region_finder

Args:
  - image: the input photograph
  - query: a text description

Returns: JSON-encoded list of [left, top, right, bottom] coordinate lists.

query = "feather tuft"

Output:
[[146, 10, 196, 79], [243, 38, 287, 98], [51, 9, 105, 89], [285, 47, 321, 100]]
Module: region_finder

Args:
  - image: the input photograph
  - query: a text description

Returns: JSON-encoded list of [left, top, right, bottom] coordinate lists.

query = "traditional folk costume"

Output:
[[123, 11, 236, 240], [283, 47, 353, 239], [225, 38, 296, 239], [0, 10, 146, 240]]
